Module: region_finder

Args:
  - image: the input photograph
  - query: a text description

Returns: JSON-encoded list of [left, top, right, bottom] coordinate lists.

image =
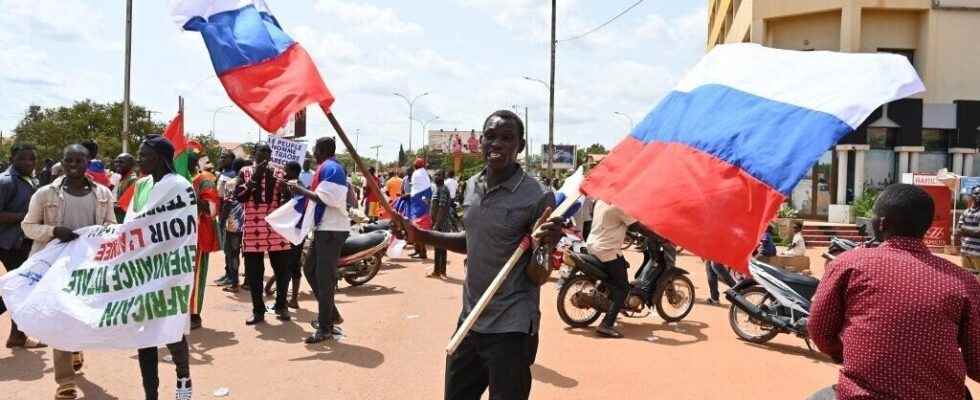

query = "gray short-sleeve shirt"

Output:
[[460, 168, 554, 334]]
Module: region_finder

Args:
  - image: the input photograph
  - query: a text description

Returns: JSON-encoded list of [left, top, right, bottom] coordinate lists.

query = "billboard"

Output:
[[428, 130, 482, 154], [542, 144, 576, 170]]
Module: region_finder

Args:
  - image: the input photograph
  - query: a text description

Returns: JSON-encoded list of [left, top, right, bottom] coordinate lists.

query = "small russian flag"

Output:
[[171, 0, 334, 132], [582, 44, 924, 272]]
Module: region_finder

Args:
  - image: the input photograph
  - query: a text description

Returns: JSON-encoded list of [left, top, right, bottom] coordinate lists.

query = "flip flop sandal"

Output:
[[71, 352, 84, 372], [55, 383, 78, 399]]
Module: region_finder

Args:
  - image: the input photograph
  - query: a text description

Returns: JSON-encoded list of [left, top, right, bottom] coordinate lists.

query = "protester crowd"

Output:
[[2, 109, 980, 400]]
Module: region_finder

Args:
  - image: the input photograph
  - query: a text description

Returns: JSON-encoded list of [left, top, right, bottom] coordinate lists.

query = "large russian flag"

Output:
[[582, 44, 924, 272], [171, 0, 334, 132]]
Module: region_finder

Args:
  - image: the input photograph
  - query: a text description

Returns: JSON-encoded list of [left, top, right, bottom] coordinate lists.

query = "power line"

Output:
[[558, 0, 645, 43]]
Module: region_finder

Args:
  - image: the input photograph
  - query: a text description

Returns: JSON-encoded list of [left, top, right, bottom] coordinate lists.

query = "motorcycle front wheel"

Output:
[[557, 275, 602, 328], [728, 286, 779, 343], [344, 254, 383, 286], [654, 274, 695, 322]]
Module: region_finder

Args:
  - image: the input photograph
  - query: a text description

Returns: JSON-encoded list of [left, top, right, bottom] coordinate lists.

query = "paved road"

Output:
[[2, 247, 978, 399]]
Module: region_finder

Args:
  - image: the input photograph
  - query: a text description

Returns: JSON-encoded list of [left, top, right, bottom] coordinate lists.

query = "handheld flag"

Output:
[[171, 0, 334, 132], [162, 111, 192, 180], [267, 158, 349, 245], [395, 166, 434, 230], [582, 44, 924, 272]]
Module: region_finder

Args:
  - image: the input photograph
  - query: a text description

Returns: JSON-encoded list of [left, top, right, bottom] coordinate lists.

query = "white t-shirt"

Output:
[[781, 232, 807, 257], [444, 178, 458, 200], [586, 200, 637, 262]]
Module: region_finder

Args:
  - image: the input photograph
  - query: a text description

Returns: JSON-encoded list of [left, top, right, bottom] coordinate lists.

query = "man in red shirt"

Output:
[[808, 184, 980, 400]]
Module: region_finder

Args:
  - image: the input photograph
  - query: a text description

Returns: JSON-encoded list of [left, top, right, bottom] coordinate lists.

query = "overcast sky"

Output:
[[0, 0, 706, 161]]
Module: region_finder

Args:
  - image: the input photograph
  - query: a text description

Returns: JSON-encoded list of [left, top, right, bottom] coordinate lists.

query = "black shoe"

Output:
[[190, 315, 202, 330], [706, 298, 720, 306], [213, 277, 230, 286], [245, 314, 265, 325], [596, 325, 624, 338], [304, 330, 334, 344], [276, 308, 291, 322]]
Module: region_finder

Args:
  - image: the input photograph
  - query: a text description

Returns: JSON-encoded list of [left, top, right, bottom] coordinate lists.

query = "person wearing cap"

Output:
[[126, 134, 195, 400], [22, 143, 116, 400]]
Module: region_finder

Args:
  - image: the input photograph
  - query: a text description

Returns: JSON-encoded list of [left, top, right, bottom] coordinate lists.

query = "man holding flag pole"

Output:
[[392, 110, 566, 399]]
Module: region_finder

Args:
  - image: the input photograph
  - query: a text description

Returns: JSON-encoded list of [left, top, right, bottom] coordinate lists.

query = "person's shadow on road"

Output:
[[338, 284, 403, 297], [0, 348, 47, 382], [531, 364, 578, 388], [289, 341, 385, 369], [186, 327, 239, 365], [562, 319, 710, 346]]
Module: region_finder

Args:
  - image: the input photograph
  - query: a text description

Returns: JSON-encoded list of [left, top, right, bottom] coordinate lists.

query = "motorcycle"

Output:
[[303, 224, 393, 287], [724, 258, 820, 347], [556, 236, 695, 328]]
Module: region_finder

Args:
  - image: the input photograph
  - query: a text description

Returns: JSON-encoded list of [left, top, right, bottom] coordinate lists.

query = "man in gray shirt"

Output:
[[394, 110, 562, 400]]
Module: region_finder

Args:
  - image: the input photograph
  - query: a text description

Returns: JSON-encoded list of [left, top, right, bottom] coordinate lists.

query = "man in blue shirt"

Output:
[[0, 143, 45, 348]]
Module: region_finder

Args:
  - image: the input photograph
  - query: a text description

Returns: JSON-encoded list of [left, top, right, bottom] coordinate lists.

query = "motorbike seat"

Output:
[[755, 261, 820, 288], [569, 251, 609, 281], [361, 221, 391, 234], [342, 230, 387, 257]]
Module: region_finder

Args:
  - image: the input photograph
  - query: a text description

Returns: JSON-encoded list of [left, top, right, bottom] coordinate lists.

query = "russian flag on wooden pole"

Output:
[[581, 44, 924, 273], [171, 0, 335, 132]]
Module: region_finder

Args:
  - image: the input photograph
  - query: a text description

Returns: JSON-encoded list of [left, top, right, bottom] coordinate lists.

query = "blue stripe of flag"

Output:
[[182, 5, 294, 76], [631, 84, 852, 195]]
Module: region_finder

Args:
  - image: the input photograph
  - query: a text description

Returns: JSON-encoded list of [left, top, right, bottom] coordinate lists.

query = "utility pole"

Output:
[[548, 0, 557, 178], [371, 144, 382, 171], [121, 0, 133, 154]]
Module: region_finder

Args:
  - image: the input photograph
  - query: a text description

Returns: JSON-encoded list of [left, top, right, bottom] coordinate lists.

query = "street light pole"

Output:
[[512, 105, 530, 167], [613, 111, 634, 132], [211, 105, 234, 139], [393, 91, 430, 158], [121, 0, 133, 154], [420, 116, 439, 153], [548, 0, 557, 178]]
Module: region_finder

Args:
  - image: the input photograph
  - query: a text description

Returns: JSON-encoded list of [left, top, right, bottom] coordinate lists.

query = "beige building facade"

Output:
[[707, 0, 980, 220]]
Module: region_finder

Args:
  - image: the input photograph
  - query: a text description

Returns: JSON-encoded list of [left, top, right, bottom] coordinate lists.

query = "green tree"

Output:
[[576, 143, 608, 166], [11, 101, 165, 163]]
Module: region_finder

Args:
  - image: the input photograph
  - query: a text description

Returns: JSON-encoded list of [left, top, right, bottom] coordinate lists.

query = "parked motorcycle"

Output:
[[557, 237, 695, 328], [303, 227, 392, 287], [725, 259, 819, 347]]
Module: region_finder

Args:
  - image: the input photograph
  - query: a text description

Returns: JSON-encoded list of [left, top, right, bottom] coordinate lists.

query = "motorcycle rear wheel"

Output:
[[557, 275, 602, 328], [654, 274, 695, 322], [728, 286, 779, 343], [344, 254, 383, 286]]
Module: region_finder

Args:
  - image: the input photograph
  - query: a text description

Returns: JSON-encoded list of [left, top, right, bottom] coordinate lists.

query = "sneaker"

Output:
[[706, 298, 720, 306], [212, 277, 230, 286], [175, 377, 192, 400]]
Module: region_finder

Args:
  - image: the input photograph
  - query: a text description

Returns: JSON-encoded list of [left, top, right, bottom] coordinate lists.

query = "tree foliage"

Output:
[[11, 101, 165, 163], [576, 143, 608, 166]]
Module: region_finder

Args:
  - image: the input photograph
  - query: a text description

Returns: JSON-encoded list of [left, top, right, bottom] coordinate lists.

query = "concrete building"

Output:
[[707, 0, 980, 221]]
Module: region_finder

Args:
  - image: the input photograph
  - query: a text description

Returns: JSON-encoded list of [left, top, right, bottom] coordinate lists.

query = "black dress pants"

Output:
[[445, 331, 538, 400], [244, 250, 292, 316]]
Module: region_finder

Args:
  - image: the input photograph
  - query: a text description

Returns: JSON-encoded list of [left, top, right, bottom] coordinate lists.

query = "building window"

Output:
[[922, 129, 951, 152], [868, 127, 896, 149]]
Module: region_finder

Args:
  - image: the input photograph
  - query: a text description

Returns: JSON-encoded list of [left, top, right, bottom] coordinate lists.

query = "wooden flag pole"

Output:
[[445, 194, 581, 355], [318, 104, 395, 217]]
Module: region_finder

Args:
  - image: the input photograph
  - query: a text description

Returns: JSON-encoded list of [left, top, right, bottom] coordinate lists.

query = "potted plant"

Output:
[[850, 188, 879, 237], [774, 202, 801, 241]]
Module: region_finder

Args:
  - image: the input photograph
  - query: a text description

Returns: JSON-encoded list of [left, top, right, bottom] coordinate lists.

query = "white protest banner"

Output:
[[268, 135, 308, 167], [0, 174, 197, 351]]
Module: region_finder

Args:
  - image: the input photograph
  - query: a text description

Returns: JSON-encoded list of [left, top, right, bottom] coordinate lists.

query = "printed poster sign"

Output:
[[269, 135, 308, 167], [0, 175, 197, 351]]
